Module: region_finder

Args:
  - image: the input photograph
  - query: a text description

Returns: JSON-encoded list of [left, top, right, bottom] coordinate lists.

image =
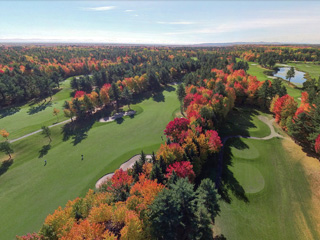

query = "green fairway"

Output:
[[0, 78, 73, 139], [287, 62, 320, 80], [212, 109, 320, 239], [0, 87, 179, 239]]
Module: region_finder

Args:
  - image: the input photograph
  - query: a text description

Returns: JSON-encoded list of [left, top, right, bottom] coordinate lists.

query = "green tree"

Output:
[[286, 67, 295, 83], [176, 84, 186, 113], [110, 82, 121, 111], [122, 87, 132, 109], [0, 141, 14, 159], [149, 178, 220, 240], [41, 126, 52, 143]]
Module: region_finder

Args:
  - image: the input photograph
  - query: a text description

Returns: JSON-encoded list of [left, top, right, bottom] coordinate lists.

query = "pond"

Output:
[[273, 67, 307, 84]]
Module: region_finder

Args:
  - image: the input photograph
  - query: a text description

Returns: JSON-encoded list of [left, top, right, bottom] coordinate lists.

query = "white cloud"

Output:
[[157, 21, 195, 25], [84, 6, 116, 11], [125, 10, 134, 12], [134, 14, 139, 17]]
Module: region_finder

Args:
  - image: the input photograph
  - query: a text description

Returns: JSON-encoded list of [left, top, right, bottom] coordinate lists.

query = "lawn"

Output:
[[0, 86, 179, 239], [0, 78, 73, 139], [211, 108, 320, 239]]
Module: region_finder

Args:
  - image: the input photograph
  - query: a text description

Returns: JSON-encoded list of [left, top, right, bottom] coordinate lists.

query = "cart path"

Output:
[[95, 154, 152, 189], [9, 110, 136, 143], [216, 115, 286, 188]]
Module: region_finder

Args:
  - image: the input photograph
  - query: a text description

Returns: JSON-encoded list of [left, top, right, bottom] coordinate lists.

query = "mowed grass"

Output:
[[0, 87, 179, 239], [213, 109, 320, 239], [287, 62, 320, 80], [0, 78, 73, 139], [219, 107, 271, 138]]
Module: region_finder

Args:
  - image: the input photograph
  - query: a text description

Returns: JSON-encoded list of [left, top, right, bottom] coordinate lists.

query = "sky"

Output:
[[0, 1, 320, 44]]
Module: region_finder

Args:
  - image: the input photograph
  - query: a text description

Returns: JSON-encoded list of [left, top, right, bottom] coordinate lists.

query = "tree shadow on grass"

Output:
[[27, 101, 52, 115], [115, 118, 124, 124], [0, 159, 13, 176], [38, 144, 51, 158], [62, 113, 99, 146], [164, 85, 176, 92], [152, 91, 165, 102], [218, 107, 260, 138], [0, 107, 21, 119], [217, 138, 249, 204]]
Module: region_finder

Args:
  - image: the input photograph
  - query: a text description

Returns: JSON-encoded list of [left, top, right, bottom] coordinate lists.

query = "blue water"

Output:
[[273, 67, 306, 84]]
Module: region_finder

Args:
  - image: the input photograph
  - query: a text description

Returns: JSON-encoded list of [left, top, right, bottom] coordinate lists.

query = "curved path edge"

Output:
[[95, 154, 152, 189], [216, 115, 286, 188]]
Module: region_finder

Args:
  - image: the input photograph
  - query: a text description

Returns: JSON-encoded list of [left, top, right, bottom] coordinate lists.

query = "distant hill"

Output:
[[191, 42, 283, 47]]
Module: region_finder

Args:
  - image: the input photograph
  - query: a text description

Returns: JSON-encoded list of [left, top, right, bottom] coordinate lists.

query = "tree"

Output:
[[149, 178, 220, 240], [53, 108, 60, 123], [176, 84, 186, 113], [83, 94, 94, 113], [147, 70, 161, 92], [0, 129, 9, 140], [110, 82, 121, 111], [286, 67, 295, 83], [122, 87, 132, 109], [0, 141, 14, 159], [41, 126, 52, 143], [315, 134, 320, 154]]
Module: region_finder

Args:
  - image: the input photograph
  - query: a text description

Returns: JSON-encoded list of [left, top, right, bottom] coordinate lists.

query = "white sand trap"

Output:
[[99, 110, 136, 123], [95, 154, 152, 189], [251, 64, 258, 66]]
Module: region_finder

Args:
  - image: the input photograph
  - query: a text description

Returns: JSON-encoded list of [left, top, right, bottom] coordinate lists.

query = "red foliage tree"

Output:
[[166, 161, 195, 182], [164, 118, 190, 143], [315, 134, 320, 154]]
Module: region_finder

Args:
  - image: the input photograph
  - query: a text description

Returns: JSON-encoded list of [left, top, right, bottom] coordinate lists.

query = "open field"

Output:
[[211, 109, 320, 240], [287, 62, 320, 80], [0, 86, 179, 239], [0, 78, 73, 139]]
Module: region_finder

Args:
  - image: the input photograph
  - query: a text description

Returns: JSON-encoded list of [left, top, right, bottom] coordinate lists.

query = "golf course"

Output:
[[212, 108, 320, 239], [0, 80, 179, 239]]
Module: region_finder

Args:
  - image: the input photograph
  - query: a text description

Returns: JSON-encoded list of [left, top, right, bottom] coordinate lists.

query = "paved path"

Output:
[[9, 118, 73, 143], [9, 110, 136, 143], [216, 115, 285, 188], [95, 154, 152, 189]]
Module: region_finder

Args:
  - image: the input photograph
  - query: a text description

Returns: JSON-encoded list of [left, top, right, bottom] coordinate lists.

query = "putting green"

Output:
[[231, 162, 265, 194]]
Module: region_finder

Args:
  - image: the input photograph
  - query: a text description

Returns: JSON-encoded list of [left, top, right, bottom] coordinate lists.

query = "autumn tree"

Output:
[[0, 141, 14, 159], [0, 129, 9, 140], [53, 108, 60, 123]]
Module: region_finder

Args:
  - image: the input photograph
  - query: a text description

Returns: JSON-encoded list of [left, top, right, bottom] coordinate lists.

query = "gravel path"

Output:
[[216, 115, 284, 188], [95, 154, 152, 189]]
